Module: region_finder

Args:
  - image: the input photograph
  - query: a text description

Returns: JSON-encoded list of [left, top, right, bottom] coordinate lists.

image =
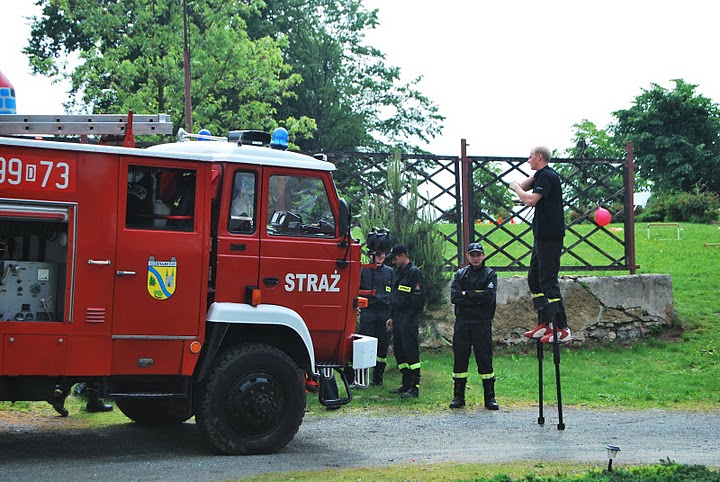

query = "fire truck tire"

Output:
[[115, 398, 192, 426], [194, 343, 305, 455]]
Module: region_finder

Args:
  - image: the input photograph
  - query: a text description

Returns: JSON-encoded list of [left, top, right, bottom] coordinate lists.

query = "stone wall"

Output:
[[425, 274, 674, 346]]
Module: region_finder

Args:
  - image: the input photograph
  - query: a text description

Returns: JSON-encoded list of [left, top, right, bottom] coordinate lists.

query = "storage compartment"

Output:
[[0, 203, 70, 322]]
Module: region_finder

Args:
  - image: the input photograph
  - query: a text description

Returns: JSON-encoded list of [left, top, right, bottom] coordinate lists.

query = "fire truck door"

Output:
[[113, 161, 206, 342], [214, 167, 261, 302], [258, 170, 350, 360]]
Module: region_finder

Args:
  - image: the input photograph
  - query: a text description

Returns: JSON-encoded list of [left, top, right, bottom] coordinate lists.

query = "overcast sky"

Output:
[[3, 0, 720, 157]]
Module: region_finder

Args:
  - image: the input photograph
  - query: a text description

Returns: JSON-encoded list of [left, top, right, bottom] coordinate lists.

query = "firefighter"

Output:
[[358, 249, 395, 386], [386, 244, 426, 397], [449, 242, 499, 410], [509, 146, 571, 343]]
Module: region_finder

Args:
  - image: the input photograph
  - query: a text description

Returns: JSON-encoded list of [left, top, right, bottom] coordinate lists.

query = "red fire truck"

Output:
[[0, 114, 376, 454]]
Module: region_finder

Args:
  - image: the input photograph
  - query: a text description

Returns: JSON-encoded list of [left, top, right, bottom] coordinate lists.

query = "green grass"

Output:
[[240, 461, 720, 482], [309, 339, 719, 414], [0, 396, 130, 428], [240, 461, 597, 482]]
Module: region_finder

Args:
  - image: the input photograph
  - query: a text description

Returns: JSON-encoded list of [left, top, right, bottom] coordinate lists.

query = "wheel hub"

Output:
[[227, 374, 284, 437]]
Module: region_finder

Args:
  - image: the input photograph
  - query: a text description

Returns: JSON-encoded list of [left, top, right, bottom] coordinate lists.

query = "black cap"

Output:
[[387, 244, 408, 260], [467, 242, 484, 253]]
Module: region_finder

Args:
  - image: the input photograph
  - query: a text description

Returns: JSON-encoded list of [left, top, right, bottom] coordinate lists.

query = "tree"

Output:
[[443, 161, 514, 223], [565, 120, 625, 160], [613, 79, 720, 193], [559, 120, 627, 218], [247, 0, 445, 153], [471, 162, 514, 222], [24, 0, 315, 139]]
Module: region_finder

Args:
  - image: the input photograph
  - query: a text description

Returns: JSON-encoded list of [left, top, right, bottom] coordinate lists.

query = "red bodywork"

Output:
[[0, 138, 361, 379]]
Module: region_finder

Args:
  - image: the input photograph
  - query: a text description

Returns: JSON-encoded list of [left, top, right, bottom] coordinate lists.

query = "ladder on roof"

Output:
[[0, 113, 173, 146]]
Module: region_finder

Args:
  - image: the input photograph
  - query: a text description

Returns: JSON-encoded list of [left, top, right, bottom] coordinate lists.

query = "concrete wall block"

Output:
[[422, 274, 673, 348], [491, 274, 674, 345]]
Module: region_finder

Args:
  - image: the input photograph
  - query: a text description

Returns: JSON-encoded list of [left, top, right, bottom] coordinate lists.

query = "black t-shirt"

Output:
[[531, 165, 565, 241]]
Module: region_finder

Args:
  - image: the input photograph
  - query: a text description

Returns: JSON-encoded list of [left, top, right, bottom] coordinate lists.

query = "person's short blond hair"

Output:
[[531, 146, 552, 163]]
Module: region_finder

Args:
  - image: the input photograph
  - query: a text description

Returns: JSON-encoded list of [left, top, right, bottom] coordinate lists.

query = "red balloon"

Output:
[[595, 207, 612, 226]]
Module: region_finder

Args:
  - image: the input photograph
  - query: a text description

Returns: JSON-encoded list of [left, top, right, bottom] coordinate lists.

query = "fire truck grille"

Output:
[[85, 308, 106, 323]]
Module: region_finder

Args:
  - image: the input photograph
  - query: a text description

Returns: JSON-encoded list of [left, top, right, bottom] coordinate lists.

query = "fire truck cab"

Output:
[[0, 115, 376, 455]]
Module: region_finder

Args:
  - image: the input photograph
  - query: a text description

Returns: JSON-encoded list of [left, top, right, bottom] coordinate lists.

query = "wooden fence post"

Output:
[[623, 141, 637, 274], [460, 139, 471, 264]]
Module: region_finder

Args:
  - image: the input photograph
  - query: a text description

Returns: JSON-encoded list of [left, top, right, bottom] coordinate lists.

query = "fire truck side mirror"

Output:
[[338, 198, 350, 237]]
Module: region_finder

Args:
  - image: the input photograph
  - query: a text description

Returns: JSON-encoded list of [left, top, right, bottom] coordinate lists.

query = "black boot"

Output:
[[371, 362, 386, 386], [482, 377, 499, 410], [449, 378, 466, 409], [86, 388, 113, 413], [49, 387, 69, 417], [389, 368, 411, 394], [401, 371, 420, 398]]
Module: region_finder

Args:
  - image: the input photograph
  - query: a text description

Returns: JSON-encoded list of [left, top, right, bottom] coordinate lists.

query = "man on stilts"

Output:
[[510, 146, 570, 429], [509, 146, 571, 343]]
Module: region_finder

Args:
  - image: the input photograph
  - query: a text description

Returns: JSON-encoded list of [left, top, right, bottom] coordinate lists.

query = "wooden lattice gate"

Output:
[[320, 141, 637, 273]]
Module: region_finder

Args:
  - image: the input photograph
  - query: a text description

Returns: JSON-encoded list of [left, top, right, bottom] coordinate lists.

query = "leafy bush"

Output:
[[666, 187, 720, 223], [636, 207, 665, 222], [637, 186, 720, 223]]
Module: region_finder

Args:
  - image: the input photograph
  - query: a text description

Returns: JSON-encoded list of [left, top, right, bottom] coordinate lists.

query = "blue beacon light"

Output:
[[270, 127, 289, 150]]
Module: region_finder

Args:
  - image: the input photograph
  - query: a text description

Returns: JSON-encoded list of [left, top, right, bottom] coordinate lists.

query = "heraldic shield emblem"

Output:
[[147, 256, 178, 300]]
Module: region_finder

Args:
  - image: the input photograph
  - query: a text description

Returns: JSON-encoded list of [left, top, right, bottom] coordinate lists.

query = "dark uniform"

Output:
[[388, 248, 426, 397], [358, 259, 395, 386], [449, 244, 499, 409], [528, 165, 568, 336]]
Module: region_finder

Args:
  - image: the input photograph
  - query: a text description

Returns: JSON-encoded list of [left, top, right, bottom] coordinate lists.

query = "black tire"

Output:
[[116, 398, 192, 426], [194, 344, 305, 455]]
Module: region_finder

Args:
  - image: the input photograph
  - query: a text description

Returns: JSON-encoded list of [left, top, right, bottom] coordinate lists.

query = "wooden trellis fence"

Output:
[[321, 141, 637, 273]]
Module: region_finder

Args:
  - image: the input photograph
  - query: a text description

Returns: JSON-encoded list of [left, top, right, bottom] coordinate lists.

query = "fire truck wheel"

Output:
[[115, 398, 192, 426], [194, 343, 305, 455]]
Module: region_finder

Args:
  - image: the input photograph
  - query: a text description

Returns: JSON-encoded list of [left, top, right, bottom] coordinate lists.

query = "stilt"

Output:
[[535, 311, 545, 425], [551, 323, 565, 430], [536, 338, 544, 425]]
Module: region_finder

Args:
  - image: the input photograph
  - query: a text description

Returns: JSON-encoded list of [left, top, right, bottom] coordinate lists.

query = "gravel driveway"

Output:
[[1, 407, 718, 481]]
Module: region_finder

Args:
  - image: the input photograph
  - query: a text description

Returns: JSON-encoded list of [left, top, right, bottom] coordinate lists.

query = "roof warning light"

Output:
[[270, 127, 289, 150]]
